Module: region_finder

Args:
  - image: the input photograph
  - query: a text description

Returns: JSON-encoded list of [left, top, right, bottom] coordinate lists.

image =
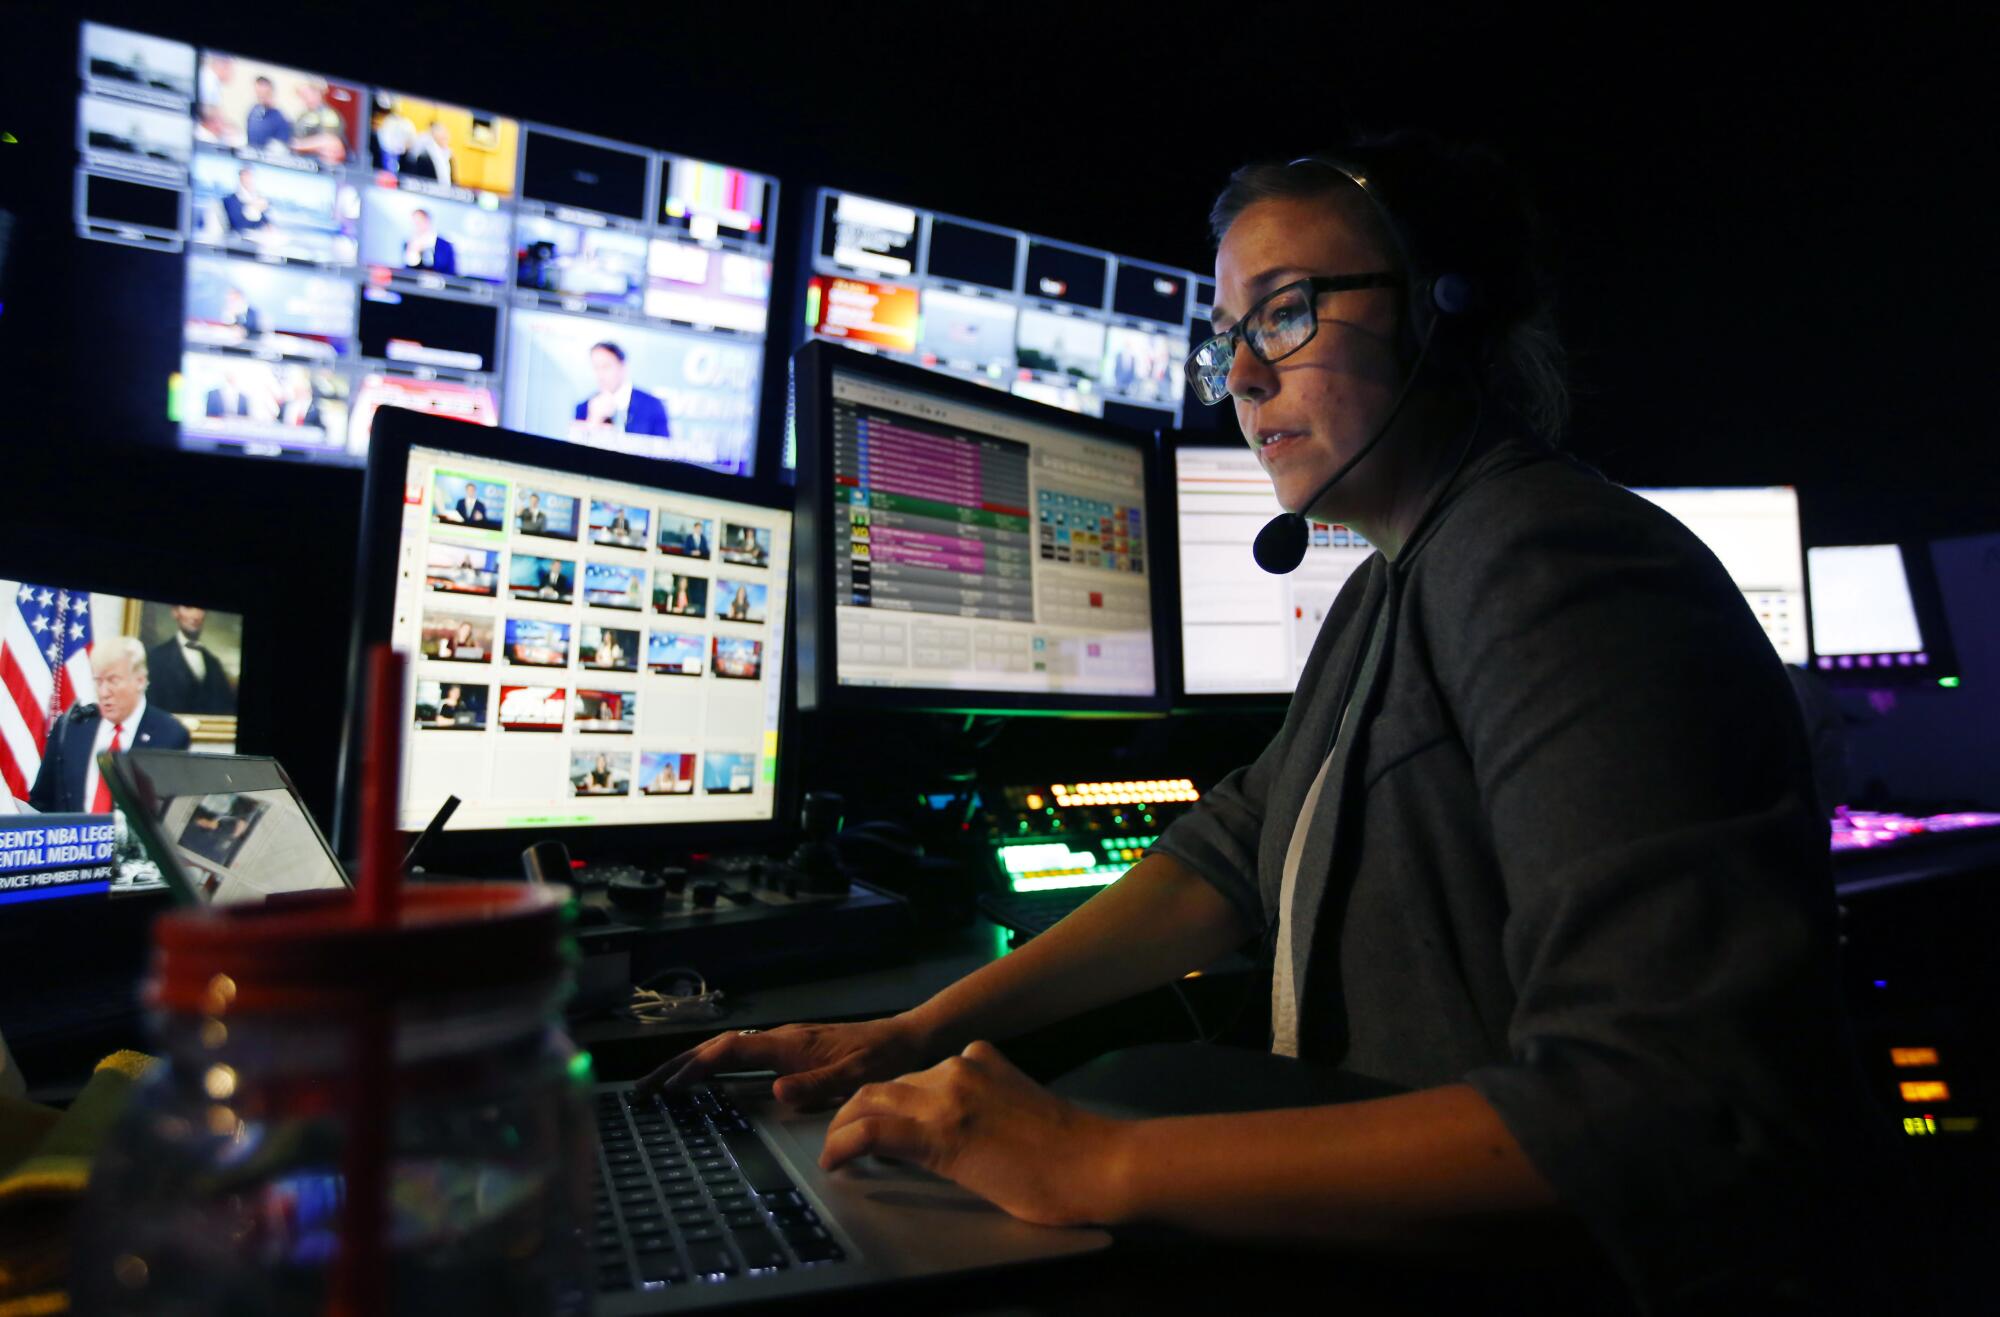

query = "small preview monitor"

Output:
[[1171, 440, 1373, 700], [793, 343, 1164, 714], [1630, 487, 1808, 666], [1806, 544, 1954, 682], [346, 409, 793, 853]]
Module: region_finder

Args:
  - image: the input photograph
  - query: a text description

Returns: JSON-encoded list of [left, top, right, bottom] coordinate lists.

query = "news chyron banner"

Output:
[[0, 813, 119, 904]]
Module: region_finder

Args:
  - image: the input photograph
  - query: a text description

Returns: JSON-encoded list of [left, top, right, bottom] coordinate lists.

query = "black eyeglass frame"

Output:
[[1184, 272, 1405, 405]]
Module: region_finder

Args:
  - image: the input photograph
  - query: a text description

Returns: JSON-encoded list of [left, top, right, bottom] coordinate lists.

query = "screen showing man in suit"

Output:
[[404, 207, 457, 274], [144, 605, 238, 715], [26, 638, 192, 814], [572, 341, 670, 441]]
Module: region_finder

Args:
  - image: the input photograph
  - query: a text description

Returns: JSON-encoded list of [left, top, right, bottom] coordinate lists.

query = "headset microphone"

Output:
[[1249, 303, 1442, 574]]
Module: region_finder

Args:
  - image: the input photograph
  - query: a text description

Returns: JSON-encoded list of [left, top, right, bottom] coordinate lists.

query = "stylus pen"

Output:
[[401, 794, 462, 874]]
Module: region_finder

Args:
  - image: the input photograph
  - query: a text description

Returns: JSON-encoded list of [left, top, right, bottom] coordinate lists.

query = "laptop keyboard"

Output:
[[591, 1085, 846, 1294]]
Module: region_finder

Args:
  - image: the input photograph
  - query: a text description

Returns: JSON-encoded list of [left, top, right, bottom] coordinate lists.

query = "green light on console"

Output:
[[1939, 676, 1960, 688], [997, 842, 1098, 874], [1015, 872, 1118, 892]]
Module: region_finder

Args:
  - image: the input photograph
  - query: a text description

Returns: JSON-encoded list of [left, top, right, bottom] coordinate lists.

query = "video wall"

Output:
[[72, 22, 779, 476], [797, 188, 1216, 467]]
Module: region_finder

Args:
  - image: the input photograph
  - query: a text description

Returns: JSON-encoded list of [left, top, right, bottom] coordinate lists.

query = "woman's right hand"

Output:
[[634, 1014, 941, 1110]]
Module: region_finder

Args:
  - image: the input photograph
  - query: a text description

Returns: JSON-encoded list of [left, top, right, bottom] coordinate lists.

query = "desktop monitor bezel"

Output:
[[792, 341, 1173, 717], [1161, 431, 1304, 712], [338, 407, 800, 868]]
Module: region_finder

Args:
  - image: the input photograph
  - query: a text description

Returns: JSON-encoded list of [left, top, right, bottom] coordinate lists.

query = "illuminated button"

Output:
[[1025, 794, 1044, 811], [1890, 1047, 1940, 1068], [1899, 1081, 1950, 1103]]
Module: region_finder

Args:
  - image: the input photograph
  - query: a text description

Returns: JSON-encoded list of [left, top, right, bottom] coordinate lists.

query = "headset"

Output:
[[1247, 152, 1480, 574]]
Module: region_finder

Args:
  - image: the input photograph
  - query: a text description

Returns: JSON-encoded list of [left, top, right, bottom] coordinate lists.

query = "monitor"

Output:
[[1806, 544, 1956, 683], [1630, 486, 1808, 666], [69, 23, 781, 476], [792, 342, 1164, 715], [0, 570, 251, 906], [342, 408, 794, 859], [795, 187, 1207, 471], [1170, 440, 1373, 701]]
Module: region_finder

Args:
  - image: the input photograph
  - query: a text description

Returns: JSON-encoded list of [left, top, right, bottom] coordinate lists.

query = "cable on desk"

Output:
[[623, 966, 727, 1025]]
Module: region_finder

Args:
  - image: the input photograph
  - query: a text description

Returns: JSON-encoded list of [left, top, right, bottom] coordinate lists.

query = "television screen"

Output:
[[521, 128, 647, 221]]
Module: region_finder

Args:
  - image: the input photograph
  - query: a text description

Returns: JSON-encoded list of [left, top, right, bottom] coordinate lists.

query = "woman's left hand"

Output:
[[819, 1040, 1128, 1228]]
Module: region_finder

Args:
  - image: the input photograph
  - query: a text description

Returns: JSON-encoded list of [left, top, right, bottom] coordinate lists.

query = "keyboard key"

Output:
[[628, 1219, 668, 1240], [793, 1236, 845, 1264], [638, 1255, 686, 1284], [673, 1208, 715, 1227], [633, 1236, 673, 1254], [711, 1194, 751, 1214], [679, 1224, 722, 1243], [724, 1210, 764, 1230], [733, 1228, 788, 1271], [685, 1242, 738, 1279], [665, 1192, 705, 1211], [623, 1201, 663, 1221]]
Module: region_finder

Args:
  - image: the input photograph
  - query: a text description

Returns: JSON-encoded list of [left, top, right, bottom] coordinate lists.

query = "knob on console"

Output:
[[656, 866, 690, 895], [789, 791, 850, 895], [689, 881, 721, 910], [607, 872, 667, 916]]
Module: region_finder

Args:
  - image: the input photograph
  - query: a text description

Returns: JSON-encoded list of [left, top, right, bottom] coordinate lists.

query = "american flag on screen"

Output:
[[0, 583, 97, 806]]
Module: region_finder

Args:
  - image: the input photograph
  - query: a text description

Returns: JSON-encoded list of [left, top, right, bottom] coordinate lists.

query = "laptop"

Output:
[[103, 749, 1113, 1306]]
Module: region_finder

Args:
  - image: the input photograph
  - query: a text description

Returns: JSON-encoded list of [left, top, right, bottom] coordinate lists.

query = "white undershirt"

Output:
[[177, 635, 208, 684]]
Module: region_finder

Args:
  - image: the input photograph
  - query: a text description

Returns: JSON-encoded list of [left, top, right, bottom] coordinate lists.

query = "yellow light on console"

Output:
[[1890, 1047, 1940, 1068], [1899, 1081, 1950, 1103]]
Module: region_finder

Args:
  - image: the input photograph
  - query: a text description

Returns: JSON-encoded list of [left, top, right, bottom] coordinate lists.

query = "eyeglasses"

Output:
[[1184, 273, 1404, 405]]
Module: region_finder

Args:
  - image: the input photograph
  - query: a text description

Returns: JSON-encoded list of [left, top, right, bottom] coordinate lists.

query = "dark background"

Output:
[[0, 2, 1993, 831]]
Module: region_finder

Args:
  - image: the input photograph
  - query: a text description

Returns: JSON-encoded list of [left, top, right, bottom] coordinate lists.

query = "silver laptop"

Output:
[[103, 750, 1111, 1305]]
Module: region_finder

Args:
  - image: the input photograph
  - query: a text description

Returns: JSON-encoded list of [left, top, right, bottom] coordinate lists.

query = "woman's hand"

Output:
[[635, 1014, 937, 1110], [819, 1040, 1130, 1229]]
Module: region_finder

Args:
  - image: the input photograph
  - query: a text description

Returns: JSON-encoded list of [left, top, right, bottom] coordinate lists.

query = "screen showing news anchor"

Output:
[[588, 500, 651, 551], [579, 624, 640, 673], [573, 688, 636, 734], [571, 749, 630, 797], [368, 93, 518, 198], [413, 679, 488, 730], [638, 750, 696, 795], [425, 542, 499, 597], [504, 617, 571, 668], [714, 579, 767, 625], [646, 630, 704, 676], [189, 154, 356, 265], [361, 188, 512, 284], [653, 573, 707, 618], [502, 309, 760, 475], [583, 563, 646, 612], [508, 554, 573, 604], [657, 513, 712, 560], [418, 610, 493, 663], [431, 470, 507, 531], [719, 523, 771, 568], [179, 354, 349, 455], [2, 580, 244, 871], [515, 487, 578, 541], [194, 53, 358, 168], [185, 255, 356, 360]]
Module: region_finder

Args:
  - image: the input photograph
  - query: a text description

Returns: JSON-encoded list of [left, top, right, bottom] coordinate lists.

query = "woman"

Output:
[[644, 134, 1895, 1311], [583, 753, 614, 793]]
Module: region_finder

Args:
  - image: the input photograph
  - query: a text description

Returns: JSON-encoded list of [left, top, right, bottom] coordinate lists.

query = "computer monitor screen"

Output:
[[1807, 545, 1926, 664], [69, 24, 780, 476], [797, 188, 1208, 469], [1172, 444, 1372, 698], [1631, 487, 1807, 666], [370, 424, 792, 834], [796, 347, 1160, 711], [1, 576, 248, 904]]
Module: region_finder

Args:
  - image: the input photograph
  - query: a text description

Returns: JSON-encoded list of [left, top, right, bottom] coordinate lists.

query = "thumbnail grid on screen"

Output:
[[74, 22, 779, 476], [391, 444, 789, 832]]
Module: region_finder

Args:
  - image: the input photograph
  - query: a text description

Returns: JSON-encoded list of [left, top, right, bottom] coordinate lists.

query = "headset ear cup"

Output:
[[1431, 272, 1474, 316]]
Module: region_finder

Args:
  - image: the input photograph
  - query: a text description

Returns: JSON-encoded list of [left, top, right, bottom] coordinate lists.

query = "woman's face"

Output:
[[1212, 194, 1405, 519], [595, 754, 609, 773]]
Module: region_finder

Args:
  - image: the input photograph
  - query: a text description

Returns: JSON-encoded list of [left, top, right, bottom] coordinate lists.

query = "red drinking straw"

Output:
[[330, 645, 404, 1317]]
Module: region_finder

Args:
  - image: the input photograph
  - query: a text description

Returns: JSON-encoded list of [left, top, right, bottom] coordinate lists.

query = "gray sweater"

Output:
[[1153, 435, 1893, 1309]]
